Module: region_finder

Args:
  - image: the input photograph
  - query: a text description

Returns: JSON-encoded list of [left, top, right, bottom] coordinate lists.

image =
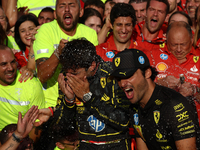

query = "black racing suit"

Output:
[[130, 84, 200, 150], [53, 61, 132, 150]]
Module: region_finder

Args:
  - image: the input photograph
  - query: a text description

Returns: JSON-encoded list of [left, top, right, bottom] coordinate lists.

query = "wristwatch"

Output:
[[83, 92, 92, 102]]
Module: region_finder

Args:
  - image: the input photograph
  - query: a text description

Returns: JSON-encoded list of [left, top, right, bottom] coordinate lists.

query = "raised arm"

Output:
[[136, 137, 149, 150], [36, 39, 67, 84], [0, 106, 38, 150]]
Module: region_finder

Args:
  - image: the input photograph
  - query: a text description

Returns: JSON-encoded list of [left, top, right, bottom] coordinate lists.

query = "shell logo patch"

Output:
[[100, 77, 106, 88], [156, 62, 168, 72], [154, 110, 160, 124], [193, 56, 199, 63], [114, 57, 120, 67], [159, 43, 165, 48], [106, 51, 115, 58]]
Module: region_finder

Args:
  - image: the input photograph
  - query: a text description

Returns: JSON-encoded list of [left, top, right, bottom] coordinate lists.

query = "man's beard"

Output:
[[57, 14, 79, 32]]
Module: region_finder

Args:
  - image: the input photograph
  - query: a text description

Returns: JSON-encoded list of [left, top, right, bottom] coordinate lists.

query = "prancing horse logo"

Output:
[[115, 57, 120, 67]]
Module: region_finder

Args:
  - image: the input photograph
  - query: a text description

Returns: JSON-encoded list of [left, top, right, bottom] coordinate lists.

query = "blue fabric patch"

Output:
[[87, 115, 105, 132]]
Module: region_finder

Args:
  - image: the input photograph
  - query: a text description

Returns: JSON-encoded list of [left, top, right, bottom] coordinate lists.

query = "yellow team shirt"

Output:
[[7, 36, 20, 51], [0, 71, 45, 130], [17, 0, 56, 17], [33, 20, 98, 108], [54, 147, 61, 150]]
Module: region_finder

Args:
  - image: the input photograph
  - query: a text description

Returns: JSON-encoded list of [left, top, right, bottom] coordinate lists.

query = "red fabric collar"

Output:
[[105, 32, 136, 51], [133, 21, 167, 43]]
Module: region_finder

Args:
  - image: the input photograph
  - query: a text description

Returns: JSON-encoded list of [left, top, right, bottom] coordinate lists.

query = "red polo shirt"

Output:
[[149, 47, 200, 86], [96, 33, 137, 62], [132, 21, 167, 52], [148, 46, 200, 124]]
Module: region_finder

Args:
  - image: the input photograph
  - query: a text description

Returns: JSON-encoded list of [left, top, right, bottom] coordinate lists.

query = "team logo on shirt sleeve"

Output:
[[115, 57, 120, 67], [193, 56, 199, 63], [154, 110, 160, 124], [106, 51, 115, 58]]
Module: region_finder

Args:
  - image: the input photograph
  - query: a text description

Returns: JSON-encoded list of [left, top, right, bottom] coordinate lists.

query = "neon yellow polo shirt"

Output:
[[17, 0, 56, 17], [33, 20, 98, 108], [54, 147, 61, 150], [7, 36, 20, 51], [0, 71, 45, 130]]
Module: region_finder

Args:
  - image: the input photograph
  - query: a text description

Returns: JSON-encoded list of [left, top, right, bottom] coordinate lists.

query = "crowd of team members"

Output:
[[1, 0, 200, 149]]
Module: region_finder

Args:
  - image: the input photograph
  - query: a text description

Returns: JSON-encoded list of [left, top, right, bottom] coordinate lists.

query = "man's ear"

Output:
[[79, 7, 84, 17], [111, 24, 114, 29], [89, 61, 97, 72], [145, 68, 152, 79], [54, 10, 57, 20], [56, 142, 65, 149]]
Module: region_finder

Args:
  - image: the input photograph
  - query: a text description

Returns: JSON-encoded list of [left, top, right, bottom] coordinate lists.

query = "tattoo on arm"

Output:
[[36, 57, 48, 66], [5, 143, 14, 150], [12, 137, 17, 142]]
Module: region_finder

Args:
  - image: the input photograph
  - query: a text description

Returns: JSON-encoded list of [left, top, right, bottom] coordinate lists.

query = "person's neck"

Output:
[[26, 46, 30, 51], [166, 8, 177, 22], [139, 80, 156, 108], [114, 38, 131, 52], [59, 25, 77, 36], [178, 58, 187, 64], [191, 18, 196, 33], [142, 23, 159, 41]]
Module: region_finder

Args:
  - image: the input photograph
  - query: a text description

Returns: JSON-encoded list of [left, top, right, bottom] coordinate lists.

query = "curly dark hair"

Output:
[[110, 3, 136, 27], [59, 38, 100, 71]]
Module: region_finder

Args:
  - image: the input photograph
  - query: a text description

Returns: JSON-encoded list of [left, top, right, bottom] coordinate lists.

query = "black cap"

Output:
[[110, 49, 150, 78]]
